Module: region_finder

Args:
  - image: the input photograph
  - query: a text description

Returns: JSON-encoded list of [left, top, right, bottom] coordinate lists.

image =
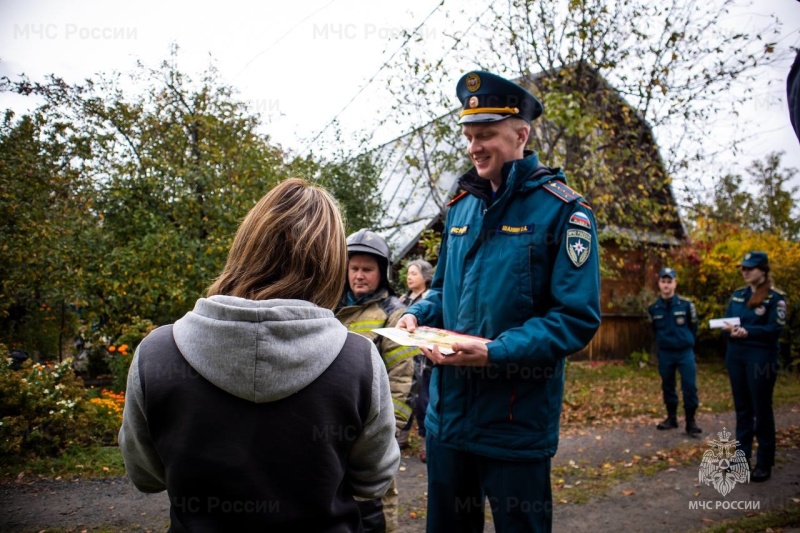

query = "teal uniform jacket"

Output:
[[648, 295, 698, 351], [724, 286, 787, 357], [407, 152, 601, 461]]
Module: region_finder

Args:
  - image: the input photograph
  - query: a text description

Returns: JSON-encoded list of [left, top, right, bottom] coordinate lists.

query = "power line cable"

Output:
[[298, 0, 446, 156], [233, 0, 339, 82]]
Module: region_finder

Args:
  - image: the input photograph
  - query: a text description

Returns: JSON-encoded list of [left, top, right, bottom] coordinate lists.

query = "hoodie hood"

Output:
[[172, 295, 349, 403]]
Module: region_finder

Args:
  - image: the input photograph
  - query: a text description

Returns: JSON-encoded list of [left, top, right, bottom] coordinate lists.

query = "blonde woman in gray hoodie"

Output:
[[119, 178, 400, 532]]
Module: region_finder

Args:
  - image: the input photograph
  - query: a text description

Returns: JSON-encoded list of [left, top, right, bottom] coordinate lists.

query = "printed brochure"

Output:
[[372, 326, 490, 355]]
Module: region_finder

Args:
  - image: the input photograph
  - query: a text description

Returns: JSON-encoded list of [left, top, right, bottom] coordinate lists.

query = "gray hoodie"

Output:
[[119, 295, 400, 499]]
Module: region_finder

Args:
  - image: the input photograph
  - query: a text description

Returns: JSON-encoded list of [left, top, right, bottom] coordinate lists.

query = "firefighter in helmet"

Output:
[[335, 229, 416, 533]]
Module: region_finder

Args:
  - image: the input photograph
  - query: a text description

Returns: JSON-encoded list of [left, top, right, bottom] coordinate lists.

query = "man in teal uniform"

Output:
[[398, 71, 601, 532], [647, 267, 702, 436]]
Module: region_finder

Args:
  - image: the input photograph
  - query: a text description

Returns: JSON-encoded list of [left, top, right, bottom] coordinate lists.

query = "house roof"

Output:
[[370, 118, 465, 261]]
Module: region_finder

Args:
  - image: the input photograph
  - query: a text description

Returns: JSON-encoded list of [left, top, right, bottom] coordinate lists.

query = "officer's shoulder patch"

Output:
[[734, 285, 748, 293], [566, 228, 592, 267], [568, 211, 592, 229], [543, 180, 581, 203], [447, 190, 469, 206], [771, 286, 787, 297]]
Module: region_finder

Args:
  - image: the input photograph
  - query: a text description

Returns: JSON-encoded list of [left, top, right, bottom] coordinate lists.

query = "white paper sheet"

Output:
[[709, 317, 741, 329]]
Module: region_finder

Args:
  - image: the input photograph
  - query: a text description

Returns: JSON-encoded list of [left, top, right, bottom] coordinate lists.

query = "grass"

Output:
[[552, 425, 800, 505], [3, 359, 800, 532], [562, 360, 800, 428], [553, 360, 800, 507], [4, 360, 799, 484], [695, 502, 800, 533], [0, 444, 125, 483]]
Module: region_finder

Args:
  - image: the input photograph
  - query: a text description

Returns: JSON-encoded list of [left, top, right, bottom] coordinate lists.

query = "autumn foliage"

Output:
[[670, 218, 800, 364]]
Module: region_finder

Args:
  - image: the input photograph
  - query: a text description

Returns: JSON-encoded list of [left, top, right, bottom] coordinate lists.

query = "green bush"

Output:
[[0, 347, 94, 458], [0, 345, 125, 458], [626, 349, 651, 368]]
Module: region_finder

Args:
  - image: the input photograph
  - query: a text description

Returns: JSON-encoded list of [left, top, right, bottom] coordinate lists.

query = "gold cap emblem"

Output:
[[465, 73, 481, 92]]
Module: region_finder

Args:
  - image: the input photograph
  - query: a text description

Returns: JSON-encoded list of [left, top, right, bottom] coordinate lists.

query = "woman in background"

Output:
[[119, 178, 400, 531], [722, 251, 787, 483], [399, 259, 433, 307], [398, 259, 434, 462]]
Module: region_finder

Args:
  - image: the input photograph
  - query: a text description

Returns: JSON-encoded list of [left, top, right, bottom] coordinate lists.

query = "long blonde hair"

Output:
[[207, 178, 347, 310]]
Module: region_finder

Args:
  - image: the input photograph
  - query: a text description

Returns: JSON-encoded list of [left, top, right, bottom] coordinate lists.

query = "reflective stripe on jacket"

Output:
[[337, 289, 417, 428]]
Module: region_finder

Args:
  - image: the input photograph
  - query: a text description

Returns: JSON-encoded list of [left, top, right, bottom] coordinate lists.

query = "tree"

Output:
[[677, 152, 800, 364], [367, 0, 786, 247], [693, 172, 757, 228], [687, 151, 800, 240], [673, 220, 800, 364], [15, 56, 292, 337], [748, 152, 800, 240], [0, 112, 90, 358], [1, 47, 384, 357]]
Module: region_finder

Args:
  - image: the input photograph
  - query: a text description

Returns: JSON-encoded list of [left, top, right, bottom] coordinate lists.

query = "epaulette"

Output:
[[771, 286, 787, 296], [734, 285, 748, 293], [543, 181, 591, 210], [447, 190, 469, 207]]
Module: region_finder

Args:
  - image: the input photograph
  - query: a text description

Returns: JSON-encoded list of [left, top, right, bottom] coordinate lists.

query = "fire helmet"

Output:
[[346, 229, 393, 289]]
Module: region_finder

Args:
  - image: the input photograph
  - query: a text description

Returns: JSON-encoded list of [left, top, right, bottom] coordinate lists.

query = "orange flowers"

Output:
[[108, 344, 129, 355], [89, 389, 126, 419]]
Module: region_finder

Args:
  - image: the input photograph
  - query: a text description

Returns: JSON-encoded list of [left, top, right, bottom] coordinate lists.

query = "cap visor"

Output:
[[458, 113, 513, 124]]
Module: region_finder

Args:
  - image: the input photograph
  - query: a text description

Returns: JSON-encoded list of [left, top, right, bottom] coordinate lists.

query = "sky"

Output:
[[1, 0, 799, 195]]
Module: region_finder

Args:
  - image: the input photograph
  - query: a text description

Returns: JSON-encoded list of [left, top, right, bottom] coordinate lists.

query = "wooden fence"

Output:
[[571, 313, 653, 361]]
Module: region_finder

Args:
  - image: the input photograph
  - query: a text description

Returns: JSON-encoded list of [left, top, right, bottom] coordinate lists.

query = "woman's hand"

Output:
[[726, 325, 748, 339]]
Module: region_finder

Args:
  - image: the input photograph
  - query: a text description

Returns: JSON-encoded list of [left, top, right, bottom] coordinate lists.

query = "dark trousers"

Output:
[[726, 351, 779, 468], [415, 360, 432, 437], [657, 348, 699, 410], [425, 435, 552, 533], [400, 355, 432, 437]]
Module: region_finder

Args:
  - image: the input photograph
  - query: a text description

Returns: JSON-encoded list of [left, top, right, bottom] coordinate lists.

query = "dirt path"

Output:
[[2, 406, 799, 532]]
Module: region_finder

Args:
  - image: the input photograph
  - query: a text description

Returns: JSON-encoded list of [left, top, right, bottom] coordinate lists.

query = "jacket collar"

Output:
[[341, 287, 391, 308], [457, 151, 565, 202]]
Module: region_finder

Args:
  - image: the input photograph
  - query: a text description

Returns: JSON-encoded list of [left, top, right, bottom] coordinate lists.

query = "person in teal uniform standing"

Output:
[[722, 251, 787, 483], [648, 267, 702, 436], [398, 70, 601, 533]]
